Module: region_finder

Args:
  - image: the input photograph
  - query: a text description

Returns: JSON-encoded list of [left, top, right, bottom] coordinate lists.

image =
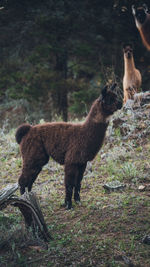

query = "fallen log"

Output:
[[0, 183, 50, 241], [0, 183, 18, 209]]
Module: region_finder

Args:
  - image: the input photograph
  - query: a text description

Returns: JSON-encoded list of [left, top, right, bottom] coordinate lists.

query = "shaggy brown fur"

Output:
[[16, 83, 122, 209], [132, 5, 150, 51], [123, 44, 142, 104]]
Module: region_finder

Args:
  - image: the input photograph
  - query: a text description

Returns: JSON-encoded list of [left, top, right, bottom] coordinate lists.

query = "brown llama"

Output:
[[15, 83, 122, 209], [132, 5, 150, 51], [123, 44, 142, 104]]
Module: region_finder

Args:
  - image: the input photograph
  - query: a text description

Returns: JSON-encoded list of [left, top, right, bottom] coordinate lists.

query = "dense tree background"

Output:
[[0, 0, 150, 122]]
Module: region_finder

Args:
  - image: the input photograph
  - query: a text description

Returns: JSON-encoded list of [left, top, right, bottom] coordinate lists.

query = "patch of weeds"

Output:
[[98, 220, 108, 233], [11, 242, 29, 267], [15, 158, 22, 168], [119, 162, 138, 181], [57, 233, 72, 247], [1, 157, 7, 162], [0, 256, 7, 266], [118, 239, 127, 251], [88, 201, 99, 211], [104, 158, 139, 183], [104, 143, 132, 162], [118, 235, 137, 256], [136, 146, 143, 152], [0, 128, 18, 156], [119, 194, 132, 208], [129, 235, 136, 252], [105, 159, 119, 178], [0, 211, 22, 228], [114, 127, 121, 138], [69, 209, 77, 218], [80, 213, 90, 221], [56, 223, 67, 231]]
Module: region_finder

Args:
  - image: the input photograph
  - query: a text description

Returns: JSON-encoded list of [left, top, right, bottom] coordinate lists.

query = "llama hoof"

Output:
[[61, 201, 72, 209], [74, 195, 80, 202], [66, 204, 72, 210], [65, 201, 72, 210]]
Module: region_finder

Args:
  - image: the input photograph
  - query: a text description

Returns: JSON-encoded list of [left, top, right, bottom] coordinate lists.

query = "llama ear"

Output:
[[132, 5, 136, 15], [143, 4, 148, 13], [110, 83, 117, 91], [123, 43, 133, 49]]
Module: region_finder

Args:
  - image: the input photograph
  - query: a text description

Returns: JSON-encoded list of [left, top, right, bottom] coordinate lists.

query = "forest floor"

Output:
[[0, 102, 150, 267]]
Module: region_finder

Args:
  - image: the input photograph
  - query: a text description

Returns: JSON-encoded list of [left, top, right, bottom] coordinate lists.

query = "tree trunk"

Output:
[[55, 48, 68, 121]]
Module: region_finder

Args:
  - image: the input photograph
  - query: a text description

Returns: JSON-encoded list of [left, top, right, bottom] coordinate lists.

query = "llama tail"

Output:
[[15, 123, 31, 144]]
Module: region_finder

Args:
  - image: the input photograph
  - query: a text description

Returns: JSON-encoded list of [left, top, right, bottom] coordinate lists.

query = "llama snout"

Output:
[[127, 51, 132, 59]]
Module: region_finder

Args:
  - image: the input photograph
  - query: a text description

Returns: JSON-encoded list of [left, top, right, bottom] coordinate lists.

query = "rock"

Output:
[[134, 91, 150, 106], [138, 185, 146, 192], [142, 235, 150, 245], [103, 180, 126, 192], [124, 99, 134, 109]]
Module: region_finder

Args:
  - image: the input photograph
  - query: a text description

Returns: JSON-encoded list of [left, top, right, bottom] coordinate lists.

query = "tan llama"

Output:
[[123, 44, 142, 104]]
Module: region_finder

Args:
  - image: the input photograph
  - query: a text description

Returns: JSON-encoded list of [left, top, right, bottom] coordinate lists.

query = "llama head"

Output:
[[123, 43, 133, 59], [132, 5, 148, 26], [101, 83, 122, 115]]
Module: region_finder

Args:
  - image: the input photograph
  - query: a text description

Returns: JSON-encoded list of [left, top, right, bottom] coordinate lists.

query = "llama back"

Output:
[[38, 122, 83, 164]]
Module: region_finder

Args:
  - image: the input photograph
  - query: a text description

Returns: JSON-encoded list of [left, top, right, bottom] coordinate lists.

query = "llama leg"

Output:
[[19, 154, 49, 194], [27, 167, 42, 192], [19, 166, 42, 194], [19, 173, 28, 194], [123, 92, 127, 104], [74, 163, 87, 203], [64, 164, 79, 209]]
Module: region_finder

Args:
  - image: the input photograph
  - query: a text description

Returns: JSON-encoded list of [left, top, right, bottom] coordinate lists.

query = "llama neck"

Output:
[[69, 99, 109, 162], [81, 101, 109, 161], [124, 55, 135, 75], [140, 17, 150, 50], [84, 100, 108, 126], [83, 100, 109, 141]]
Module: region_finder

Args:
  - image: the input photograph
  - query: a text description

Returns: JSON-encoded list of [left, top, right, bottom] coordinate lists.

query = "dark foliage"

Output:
[[0, 0, 150, 119]]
